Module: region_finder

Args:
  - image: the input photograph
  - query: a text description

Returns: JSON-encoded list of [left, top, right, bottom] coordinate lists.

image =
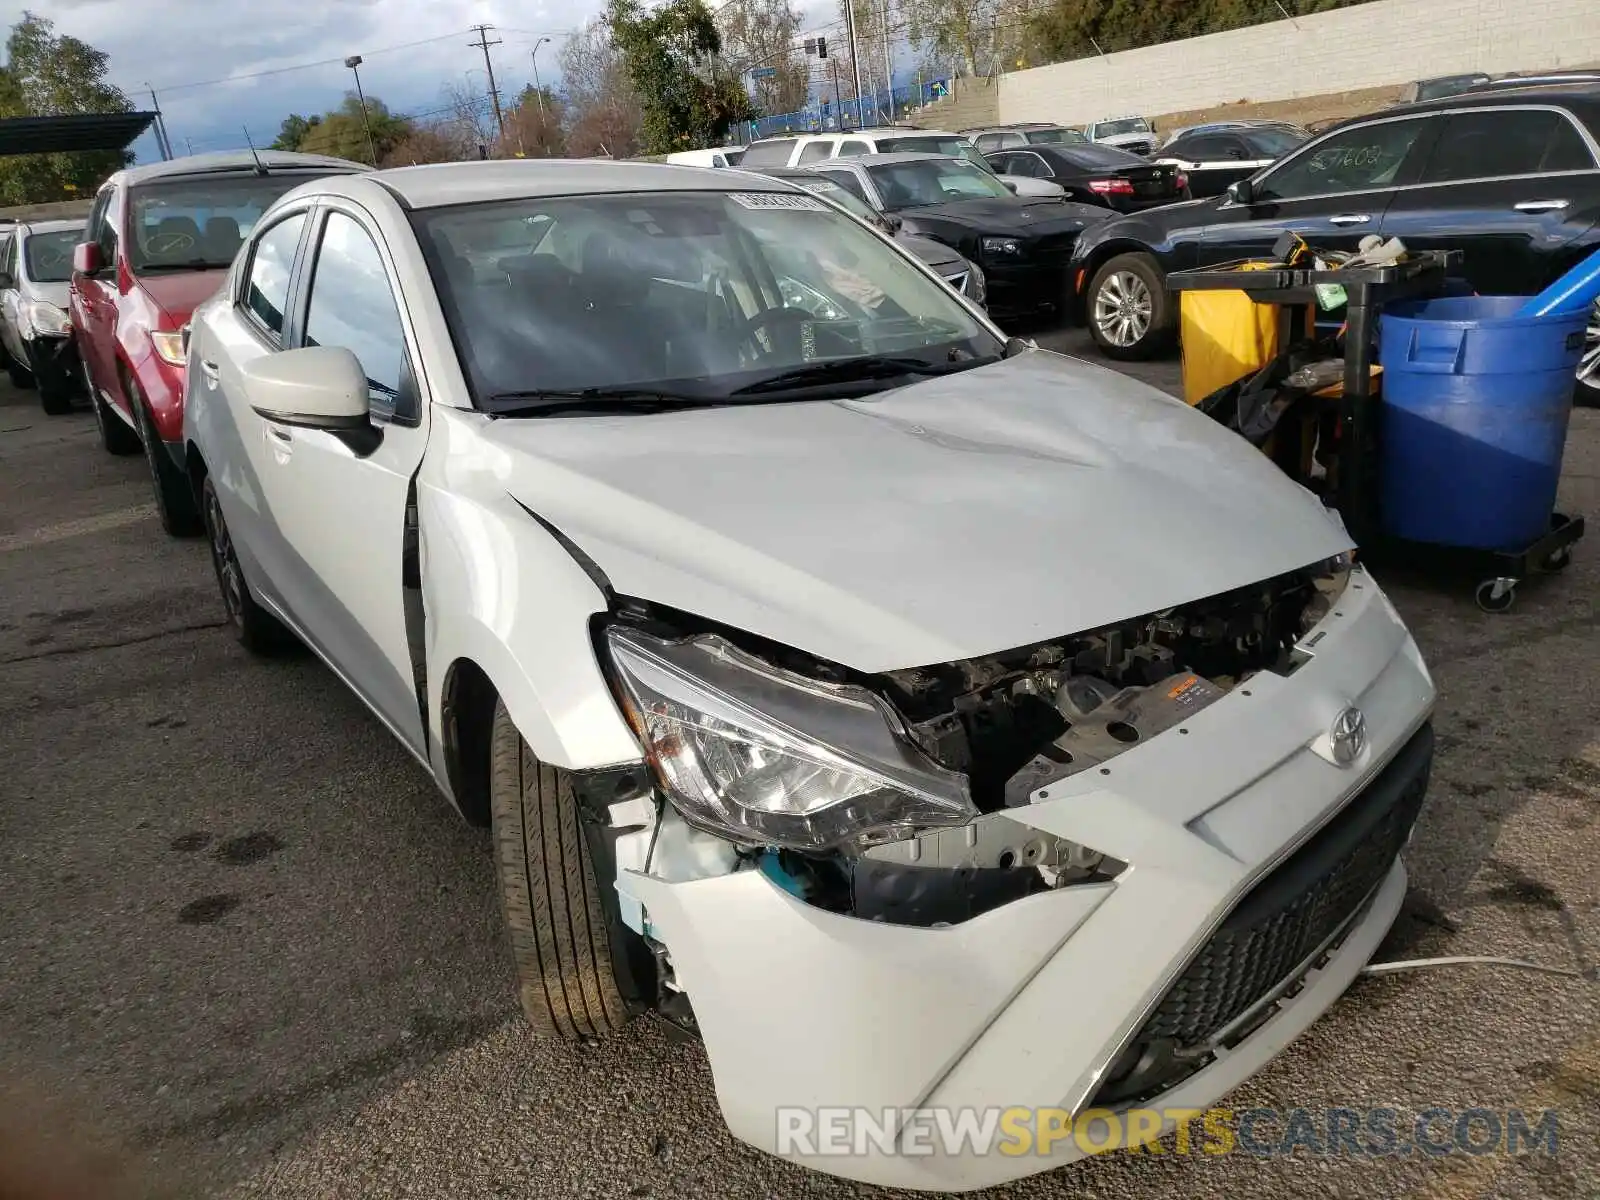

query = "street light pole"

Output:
[[343, 55, 379, 166], [530, 36, 551, 156]]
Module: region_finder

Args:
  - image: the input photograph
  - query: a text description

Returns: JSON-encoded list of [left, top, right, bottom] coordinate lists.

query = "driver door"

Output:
[[1195, 116, 1437, 267], [253, 205, 433, 755]]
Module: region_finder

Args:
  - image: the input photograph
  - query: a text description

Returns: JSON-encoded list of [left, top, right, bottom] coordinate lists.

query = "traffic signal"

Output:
[[817, 36, 827, 58]]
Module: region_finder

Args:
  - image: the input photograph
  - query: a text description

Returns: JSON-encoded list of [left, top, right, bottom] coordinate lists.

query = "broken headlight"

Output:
[[606, 626, 977, 852]]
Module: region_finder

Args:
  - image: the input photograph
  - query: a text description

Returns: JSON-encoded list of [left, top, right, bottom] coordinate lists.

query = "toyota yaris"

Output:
[[182, 160, 1436, 1191]]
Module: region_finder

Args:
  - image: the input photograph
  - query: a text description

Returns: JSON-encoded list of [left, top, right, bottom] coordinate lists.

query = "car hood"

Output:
[[135, 269, 230, 322], [900, 196, 1103, 237], [897, 233, 966, 271], [484, 350, 1353, 672], [24, 280, 71, 309]]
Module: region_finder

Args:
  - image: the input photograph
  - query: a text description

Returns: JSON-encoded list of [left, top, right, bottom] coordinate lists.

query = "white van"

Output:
[[738, 129, 1066, 197], [664, 146, 747, 168]]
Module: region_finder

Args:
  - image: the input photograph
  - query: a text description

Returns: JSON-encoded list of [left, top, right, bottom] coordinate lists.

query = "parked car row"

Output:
[[1063, 81, 1600, 405], [0, 217, 85, 413]]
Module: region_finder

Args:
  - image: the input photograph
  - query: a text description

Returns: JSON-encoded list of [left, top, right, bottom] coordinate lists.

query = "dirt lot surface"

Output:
[[2, 329, 1598, 1199]]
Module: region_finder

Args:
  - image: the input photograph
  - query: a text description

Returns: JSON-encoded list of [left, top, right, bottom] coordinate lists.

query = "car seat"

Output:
[[202, 216, 242, 264], [146, 216, 202, 263]]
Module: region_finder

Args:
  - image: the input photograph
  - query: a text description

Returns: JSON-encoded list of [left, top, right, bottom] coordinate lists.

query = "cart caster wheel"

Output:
[[1475, 578, 1517, 613], [1541, 546, 1573, 572]]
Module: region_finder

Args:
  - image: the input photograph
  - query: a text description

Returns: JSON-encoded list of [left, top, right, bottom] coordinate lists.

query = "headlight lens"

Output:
[[151, 329, 186, 367], [607, 626, 977, 852], [980, 236, 1021, 257], [24, 300, 71, 337]]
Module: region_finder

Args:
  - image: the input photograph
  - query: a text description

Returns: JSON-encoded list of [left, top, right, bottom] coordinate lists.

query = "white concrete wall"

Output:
[[999, 0, 1600, 126]]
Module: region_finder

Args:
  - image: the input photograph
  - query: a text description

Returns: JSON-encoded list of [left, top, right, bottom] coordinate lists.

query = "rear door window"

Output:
[[837, 140, 872, 157], [796, 140, 834, 164], [737, 139, 797, 167], [1420, 109, 1597, 182]]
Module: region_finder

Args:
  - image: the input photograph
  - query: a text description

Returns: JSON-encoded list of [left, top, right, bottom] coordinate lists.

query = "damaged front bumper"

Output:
[[618, 568, 1435, 1191]]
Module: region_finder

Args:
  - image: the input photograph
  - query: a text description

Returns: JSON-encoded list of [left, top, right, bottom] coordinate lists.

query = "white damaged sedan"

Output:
[[182, 161, 1435, 1191]]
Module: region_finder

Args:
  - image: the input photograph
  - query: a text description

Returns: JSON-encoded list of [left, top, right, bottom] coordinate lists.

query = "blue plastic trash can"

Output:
[[1377, 295, 1586, 550]]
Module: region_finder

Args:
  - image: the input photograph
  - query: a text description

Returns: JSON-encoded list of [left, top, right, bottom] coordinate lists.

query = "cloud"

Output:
[[18, 0, 846, 161]]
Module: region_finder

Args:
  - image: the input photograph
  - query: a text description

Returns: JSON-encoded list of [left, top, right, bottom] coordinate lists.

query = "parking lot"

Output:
[[2, 325, 1599, 1200]]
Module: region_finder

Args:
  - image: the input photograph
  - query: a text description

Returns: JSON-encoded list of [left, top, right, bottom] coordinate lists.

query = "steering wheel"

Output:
[[147, 230, 196, 257], [736, 305, 812, 355]]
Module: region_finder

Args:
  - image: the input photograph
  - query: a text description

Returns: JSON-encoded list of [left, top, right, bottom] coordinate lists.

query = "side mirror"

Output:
[[1227, 179, 1256, 206], [0, 271, 13, 291], [73, 242, 103, 276], [242, 345, 371, 430], [1001, 178, 1018, 193], [881, 213, 904, 234]]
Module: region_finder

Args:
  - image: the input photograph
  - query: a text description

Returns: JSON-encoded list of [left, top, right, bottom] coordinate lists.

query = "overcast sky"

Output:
[[21, 0, 840, 162]]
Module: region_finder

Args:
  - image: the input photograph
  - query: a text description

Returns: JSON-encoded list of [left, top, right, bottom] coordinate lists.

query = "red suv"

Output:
[[70, 150, 370, 534]]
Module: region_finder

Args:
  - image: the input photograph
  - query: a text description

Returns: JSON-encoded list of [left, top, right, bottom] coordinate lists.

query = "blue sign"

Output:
[[750, 66, 777, 79]]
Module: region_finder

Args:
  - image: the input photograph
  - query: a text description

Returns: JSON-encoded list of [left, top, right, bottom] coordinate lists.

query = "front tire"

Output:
[[201, 476, 296, 655], [1087, 251, 1174, 361], [490, 701, 631, 1041], [28, 345, 73, 415], [86, 359, 140, 456], [130, 375, 202, 537]]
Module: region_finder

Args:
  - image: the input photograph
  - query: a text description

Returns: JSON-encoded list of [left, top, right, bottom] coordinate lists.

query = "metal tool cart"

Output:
[[1167, 251, 1585, 613]]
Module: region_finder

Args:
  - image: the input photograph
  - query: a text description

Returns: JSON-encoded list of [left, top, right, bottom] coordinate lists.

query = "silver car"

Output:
[[0, 218, 86, 414]]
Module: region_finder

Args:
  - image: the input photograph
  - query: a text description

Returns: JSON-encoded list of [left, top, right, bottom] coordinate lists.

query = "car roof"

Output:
[[325, 159, 801, 210], [110, 149, 370, 188], [822, 152, 971, 167], [16, 218, 85, 235], [1355, 82, 1600, 119]]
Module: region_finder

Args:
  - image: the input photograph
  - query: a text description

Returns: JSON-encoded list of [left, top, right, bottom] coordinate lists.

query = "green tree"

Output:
[[0, 12, 134, 206], [1025, 0, 1375, 66], [605, 0, 755, 154], [270, 113, 322, 151], [292, 93, 412, 164]]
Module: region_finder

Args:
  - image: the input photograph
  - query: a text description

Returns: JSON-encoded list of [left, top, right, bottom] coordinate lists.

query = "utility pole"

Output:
[[530, 37, 551, 155], [144, 84, 173, 160], [469, 24, 507, 150], [844, 2, 866, 129], [879, 0, 894, 123], [830, 56, 842, 130], [344, 56, 379, 167]]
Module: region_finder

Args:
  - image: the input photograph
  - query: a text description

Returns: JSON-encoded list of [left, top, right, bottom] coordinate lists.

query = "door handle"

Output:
[[1329, 213, 1371, 226], [1514, 199, 1569, 212], [198, 358, 219, 382], [267, 425, 292, 445]]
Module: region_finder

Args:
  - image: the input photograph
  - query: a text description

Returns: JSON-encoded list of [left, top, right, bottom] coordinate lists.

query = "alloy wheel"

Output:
[[1580, 298, 1600, 389], [1093, 270, 1154, 348]]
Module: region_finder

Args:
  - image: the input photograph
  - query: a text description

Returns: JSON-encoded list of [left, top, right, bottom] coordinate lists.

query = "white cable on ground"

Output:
[[1361, 955, 1595, 980]]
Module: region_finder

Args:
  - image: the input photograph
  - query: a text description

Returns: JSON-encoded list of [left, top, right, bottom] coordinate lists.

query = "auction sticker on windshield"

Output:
[[728, 192, 829, 211]]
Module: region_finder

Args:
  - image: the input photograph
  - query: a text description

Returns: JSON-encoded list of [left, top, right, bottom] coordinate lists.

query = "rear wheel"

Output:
[[1577, 298, 1600, 409], [201, 475, 295, 654], [489, 700, 631, 1041], [1087, 251, 1174, 361], [129, 374, 202, 536]]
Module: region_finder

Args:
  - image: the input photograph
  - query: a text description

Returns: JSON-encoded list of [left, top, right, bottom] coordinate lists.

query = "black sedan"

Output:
[[1063, 87, 1600, 406], [795, 152, 1113, 323], [983, 143, 1189, 212], [1152, 125, 1307, 199]]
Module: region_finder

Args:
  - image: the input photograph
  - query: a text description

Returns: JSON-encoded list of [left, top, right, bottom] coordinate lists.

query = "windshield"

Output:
[[1026, 128, 1087, 145], [866, 158, 1012, 209], [1094, 119, 1151, 138], [416, 191, 999, 409], [1245, 128, 1308, 157], [128, 173, 337, 273], [23, 228, 82, 283]]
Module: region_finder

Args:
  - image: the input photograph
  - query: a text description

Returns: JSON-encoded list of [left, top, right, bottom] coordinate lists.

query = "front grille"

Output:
[[1092, 723, 1434, 1107]]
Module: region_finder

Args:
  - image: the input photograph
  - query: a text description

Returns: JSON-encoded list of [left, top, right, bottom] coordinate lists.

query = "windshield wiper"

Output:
[[480, 387, 728, 418], [730, 353, 998, 396]]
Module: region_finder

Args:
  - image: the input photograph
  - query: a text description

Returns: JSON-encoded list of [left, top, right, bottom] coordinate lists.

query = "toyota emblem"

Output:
[[1330, 707, 1367, 766]]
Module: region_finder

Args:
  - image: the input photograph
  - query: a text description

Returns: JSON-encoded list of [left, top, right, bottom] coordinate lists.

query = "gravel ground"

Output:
[[1, 329, 1596, 1199]]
